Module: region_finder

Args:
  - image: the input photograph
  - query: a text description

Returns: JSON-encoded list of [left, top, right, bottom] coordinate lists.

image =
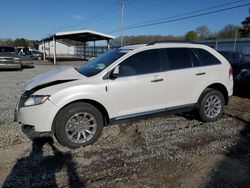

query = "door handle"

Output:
[[196, 72, 206, 76], [151, 78, 164, 82]]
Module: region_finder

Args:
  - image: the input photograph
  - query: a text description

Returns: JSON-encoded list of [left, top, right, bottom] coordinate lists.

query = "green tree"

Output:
[[185, 31, 198, 41], [14, 38, 28, 47], [196, 26, 210, 40], [0, 39, 14, 46], [110, 35, 184, 46], [239, 10, 250, 37], [217, 24, 239, 39], [28, 40, 40, 49]]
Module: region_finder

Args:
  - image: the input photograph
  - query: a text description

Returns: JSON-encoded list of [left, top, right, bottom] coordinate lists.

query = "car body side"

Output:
[[16, 44, 233, 132]]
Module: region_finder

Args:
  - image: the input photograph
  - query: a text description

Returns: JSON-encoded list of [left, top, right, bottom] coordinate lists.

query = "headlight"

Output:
[[24, 95, 50, 107], [13, 57, 21, 63]]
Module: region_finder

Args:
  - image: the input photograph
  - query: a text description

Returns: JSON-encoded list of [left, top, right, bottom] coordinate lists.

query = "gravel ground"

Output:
[[0, 62, 249, 188]]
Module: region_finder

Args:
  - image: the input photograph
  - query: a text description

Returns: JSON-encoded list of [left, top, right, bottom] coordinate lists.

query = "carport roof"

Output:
[[42, 29, 115, 42]]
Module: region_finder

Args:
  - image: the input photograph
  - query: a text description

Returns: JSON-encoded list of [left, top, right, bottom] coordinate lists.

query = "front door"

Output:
[[107, 49, 166, 119]]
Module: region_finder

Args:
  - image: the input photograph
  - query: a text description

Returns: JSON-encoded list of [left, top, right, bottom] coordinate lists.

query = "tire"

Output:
[[54, 102, 104, 148], [197, 89, 225, 122], [18, 64, 23, 71], [37, 56, 42, 61]]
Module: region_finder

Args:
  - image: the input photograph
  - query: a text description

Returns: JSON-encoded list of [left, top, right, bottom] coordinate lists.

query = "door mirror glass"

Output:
[[110, 66, 120, 79]]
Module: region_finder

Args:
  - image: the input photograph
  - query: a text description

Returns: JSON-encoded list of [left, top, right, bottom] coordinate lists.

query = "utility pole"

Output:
[[119, 1, 125, 47]]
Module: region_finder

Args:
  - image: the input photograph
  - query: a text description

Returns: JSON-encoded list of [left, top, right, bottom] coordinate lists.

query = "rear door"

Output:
[[160, 48, 205, 108]]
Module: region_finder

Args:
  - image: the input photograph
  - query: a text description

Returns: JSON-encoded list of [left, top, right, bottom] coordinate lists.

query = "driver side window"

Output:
[[118, 49, 162, 77]]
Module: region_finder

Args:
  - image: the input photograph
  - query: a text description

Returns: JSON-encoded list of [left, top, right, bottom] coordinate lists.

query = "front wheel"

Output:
[[54, 102, 104, 148], [198, 89, 225, 122]]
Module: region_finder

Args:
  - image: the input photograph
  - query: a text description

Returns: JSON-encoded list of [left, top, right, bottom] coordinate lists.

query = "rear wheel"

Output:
[[198, 89, 225, 122], [54, 102, 104, 148]]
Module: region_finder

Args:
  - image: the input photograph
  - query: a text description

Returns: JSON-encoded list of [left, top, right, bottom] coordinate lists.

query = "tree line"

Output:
[[0, 38, 39, 49], [112, 10, 250, 45]]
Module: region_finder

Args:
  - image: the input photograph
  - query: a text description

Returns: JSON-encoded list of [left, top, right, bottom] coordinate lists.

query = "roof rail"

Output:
[[146, 40, 197, 46]]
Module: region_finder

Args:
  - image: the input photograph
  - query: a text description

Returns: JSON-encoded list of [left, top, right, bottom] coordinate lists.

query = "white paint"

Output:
[[38, 41, 76, 56], [17, 43, 233, 132]]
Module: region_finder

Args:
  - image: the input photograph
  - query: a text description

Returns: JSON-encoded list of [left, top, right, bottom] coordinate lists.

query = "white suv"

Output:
[[15, 42, 233, 148]]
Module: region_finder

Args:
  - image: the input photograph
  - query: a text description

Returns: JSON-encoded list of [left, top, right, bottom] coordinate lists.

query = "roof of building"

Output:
[[41, 29, 115, 42]]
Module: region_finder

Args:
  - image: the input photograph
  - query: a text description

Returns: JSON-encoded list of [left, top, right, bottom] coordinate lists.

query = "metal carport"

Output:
[[41, 29, 115, 64]]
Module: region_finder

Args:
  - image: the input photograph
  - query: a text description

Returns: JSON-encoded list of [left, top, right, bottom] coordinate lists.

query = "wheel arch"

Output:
[[51, 99, 110, 134], [198, 83, 229, 106]]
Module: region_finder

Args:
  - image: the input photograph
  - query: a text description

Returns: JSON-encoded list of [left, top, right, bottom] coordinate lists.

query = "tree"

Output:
[[14, 38, 28, 47], [239, 9, 250, 37], [110, 35, 184, 46], [28, 40, 39, 49], [195, 26, 210, 40], [185, 31, 198, 41], [217, 24, 239, 39], [0, 39, 14, 46]]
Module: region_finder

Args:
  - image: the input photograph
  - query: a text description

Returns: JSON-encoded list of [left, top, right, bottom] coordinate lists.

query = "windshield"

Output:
[[0, 47, 15, 52], [78, 49, 127, 77]]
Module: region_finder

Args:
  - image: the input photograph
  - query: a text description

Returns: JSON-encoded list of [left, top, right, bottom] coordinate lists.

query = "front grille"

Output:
[[0, 57, 14, 61]]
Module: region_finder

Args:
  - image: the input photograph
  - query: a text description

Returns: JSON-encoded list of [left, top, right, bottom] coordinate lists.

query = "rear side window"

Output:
[[194, 48, 221, 66], [118, 49, 161, 77], [162, 48, 193, 71]]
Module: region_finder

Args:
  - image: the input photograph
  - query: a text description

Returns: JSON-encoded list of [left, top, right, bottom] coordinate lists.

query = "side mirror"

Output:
[[110, 66, 120, 79]]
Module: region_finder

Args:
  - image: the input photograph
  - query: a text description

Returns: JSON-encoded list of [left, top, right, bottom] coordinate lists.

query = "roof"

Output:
[[119, 44, 146, 50], [119, 43, 208, 51], [42, 29, 115, 42]]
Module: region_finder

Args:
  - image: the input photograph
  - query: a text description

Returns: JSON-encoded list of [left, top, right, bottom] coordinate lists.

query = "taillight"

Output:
[[229, 67, 233, 76]]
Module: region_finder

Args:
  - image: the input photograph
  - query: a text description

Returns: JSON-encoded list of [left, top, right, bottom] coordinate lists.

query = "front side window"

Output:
[[78, 49, 126, 77], [194, 48, 221, 66], [118, 49, 162, 77]]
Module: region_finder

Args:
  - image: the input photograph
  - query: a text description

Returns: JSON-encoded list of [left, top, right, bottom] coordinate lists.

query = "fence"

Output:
[[201, 38, 250, 55], [75, 46, 117, 57], [74, 38, 250, 57]]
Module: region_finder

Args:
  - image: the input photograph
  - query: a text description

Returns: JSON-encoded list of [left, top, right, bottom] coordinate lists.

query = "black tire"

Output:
[[18, 64, 23, 71], [54, 102, 104, 148], [37, 56, 42, 61], [197, 89, 225, 122]]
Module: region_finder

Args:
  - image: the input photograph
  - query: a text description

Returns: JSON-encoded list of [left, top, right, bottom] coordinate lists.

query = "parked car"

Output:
[[242, 54, 250, 62], [234, 69, 250, 96], [218, 51, 250, 77], [19, 50, 33, 61], [0, 46, 22, 70], [218, 51, 242, 65], [15, 42, 233, 148], [31, 50, 44, 60]]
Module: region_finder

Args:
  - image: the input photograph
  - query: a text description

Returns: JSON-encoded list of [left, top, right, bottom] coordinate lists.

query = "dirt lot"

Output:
[[0, 62, 249, 188]]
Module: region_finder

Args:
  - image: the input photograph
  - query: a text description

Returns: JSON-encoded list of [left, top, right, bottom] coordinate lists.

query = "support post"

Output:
[[107, 39, 110, 51], [215, 41, 218, 51], [53, 36, 56, 65], [233, 29, 238, 52], [93, 41, 96, 57], [84, 42, 86, 60], [42, 41, 46, 60], [48, 41, 51, 60]]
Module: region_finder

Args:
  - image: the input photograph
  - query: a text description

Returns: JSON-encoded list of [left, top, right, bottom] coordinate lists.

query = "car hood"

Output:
[[25, 66, 85, 91], [0, 52, 19, 58]]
